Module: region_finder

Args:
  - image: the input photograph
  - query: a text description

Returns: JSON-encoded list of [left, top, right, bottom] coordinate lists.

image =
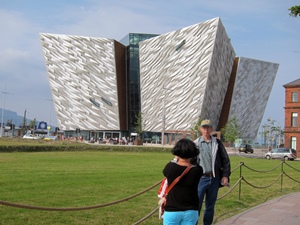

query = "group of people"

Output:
[[162, 119, 231, 225]]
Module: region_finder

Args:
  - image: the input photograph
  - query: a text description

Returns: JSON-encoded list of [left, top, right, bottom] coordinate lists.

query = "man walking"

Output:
[[194, 119, 231, 225]]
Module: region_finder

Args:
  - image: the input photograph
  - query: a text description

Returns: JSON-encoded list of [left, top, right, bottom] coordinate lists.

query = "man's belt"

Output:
[[202, 172, 213, 177]]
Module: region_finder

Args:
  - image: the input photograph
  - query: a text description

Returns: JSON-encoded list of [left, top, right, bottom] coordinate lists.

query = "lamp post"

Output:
[[45, 98, 53, 136], [161, 85, 173, 146], [0, 86, 13, 138]]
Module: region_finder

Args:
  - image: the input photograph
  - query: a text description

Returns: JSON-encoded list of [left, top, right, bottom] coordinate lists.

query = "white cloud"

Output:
[[0, 0, 299, 127]]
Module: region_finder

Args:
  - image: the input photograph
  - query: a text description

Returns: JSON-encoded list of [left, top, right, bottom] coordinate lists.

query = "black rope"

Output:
[[0, 179, 163, 211], [284, 162, 300, 172], [217, 177, 243, 200], [231, 163, 242, 173], [1, 161, 299, 224], [132, 206, 159, 225], [242, 173, 283, 189], [283, 172, 300, 183], [242, 162, 283, 173]]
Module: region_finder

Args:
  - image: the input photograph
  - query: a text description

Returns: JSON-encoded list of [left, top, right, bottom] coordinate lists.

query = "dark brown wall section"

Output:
[[218, 57, 239, 131], [114, 41, 127, 130]]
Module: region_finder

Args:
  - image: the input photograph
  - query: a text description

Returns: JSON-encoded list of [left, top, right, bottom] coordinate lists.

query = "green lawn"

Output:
[[0, 147, 299, 224]]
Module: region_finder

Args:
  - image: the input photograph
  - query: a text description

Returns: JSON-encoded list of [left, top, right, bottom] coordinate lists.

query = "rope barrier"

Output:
[[132, 206, 159, 225], [217, 177, 243, 200], [230, 163, 242, 173], [242, 172, 283, 189], [1, 161, 299, 224], [0, 179, 163, 211], [242, 162, 283, 172], [283, 172, 300, 183], [284, 162, 300, 172]]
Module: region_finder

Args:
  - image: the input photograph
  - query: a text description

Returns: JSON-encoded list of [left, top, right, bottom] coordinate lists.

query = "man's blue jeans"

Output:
[[198, 176, 220, 225]]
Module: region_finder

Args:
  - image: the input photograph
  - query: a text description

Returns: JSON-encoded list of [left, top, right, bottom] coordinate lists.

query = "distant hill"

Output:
[[0, 108, 34, 127]]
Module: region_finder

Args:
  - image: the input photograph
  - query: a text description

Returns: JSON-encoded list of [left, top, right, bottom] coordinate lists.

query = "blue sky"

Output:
[[0, 0, 299, 132]]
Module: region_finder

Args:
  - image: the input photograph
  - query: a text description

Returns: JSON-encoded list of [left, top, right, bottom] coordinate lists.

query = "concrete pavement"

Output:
[[215, 192, 300, 225]]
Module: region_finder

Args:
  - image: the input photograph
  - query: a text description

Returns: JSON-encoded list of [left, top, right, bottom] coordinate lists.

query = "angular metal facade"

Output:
[[139, 17, 236, 132], [40, 34, 126, 131], [228, 57, 279, 139], [40, 17, 279, 141]]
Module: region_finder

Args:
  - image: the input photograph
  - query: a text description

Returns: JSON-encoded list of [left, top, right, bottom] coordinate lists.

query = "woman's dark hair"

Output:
[[172, 138, 199, 159]]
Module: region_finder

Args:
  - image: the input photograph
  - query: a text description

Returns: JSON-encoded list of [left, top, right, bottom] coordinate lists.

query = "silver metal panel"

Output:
[[228, 57, 279, 139], [140, 17, 235, 132], [40, 33, 120, 130]]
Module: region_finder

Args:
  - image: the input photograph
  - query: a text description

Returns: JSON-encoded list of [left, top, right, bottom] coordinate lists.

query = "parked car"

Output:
[[43, 135, 57, 140], [238, 144, 254, 153], [23, 134, 40, 139], [265, 148, 297, 161]]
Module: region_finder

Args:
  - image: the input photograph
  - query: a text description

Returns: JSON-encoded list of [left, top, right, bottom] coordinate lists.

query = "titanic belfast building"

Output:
[[40, 17, 279, 143]]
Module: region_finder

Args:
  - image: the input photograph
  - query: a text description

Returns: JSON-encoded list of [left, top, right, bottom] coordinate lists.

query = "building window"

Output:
[[292, 92, 298, 102], [291, 136, 297, 150], [292, 112, 298, 127]]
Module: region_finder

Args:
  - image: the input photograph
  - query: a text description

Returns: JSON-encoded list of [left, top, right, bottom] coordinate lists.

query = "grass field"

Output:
[[0, 140, 300, 224]]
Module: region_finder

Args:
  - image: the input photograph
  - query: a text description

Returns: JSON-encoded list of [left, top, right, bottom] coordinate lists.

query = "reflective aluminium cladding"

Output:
[[40, 17, 279, 141], [228, 57, 279, 139], [139, 17, 236, 132], [40, 33, 126, 131]]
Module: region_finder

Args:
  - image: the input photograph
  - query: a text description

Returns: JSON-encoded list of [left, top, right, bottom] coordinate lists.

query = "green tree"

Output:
[[190, 117, 204, 139], [29, 119, 37, 130], [260, 117, 283, 148], [134, 112, 144, 140], [289, 5, 300, 17], [220, 117, 240, 145]]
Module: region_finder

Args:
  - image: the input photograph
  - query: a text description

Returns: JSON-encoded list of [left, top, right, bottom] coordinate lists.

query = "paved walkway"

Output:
[[216, 192, 300, 225]]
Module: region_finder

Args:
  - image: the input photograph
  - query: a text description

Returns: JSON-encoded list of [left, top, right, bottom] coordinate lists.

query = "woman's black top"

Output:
[[163, 162, 203, 211]]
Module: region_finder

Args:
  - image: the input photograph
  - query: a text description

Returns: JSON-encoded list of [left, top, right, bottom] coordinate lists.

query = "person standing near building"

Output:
[[162, 138, 203, 225], [194, 119, 231, 225]]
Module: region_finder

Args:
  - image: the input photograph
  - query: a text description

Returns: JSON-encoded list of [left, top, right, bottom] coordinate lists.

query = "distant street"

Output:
[[228, 150, 267, 159], [227, 148, 299, 161]]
